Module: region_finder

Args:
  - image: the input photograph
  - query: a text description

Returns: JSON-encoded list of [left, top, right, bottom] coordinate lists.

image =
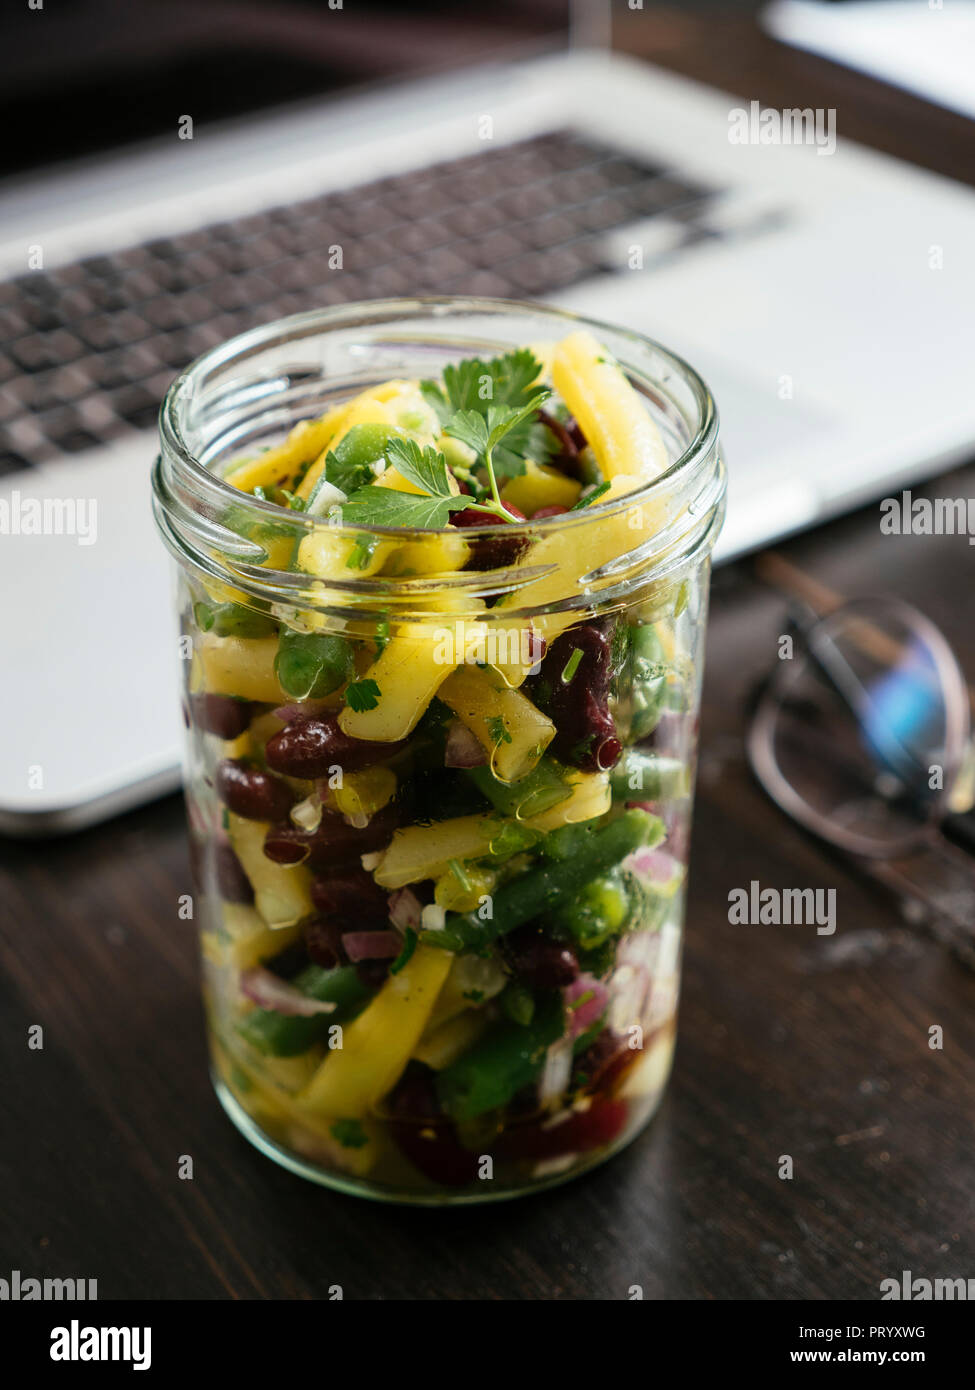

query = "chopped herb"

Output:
[[374, 617, 391, 657], [560, 647, 583, 684], [445, 391, 550, 503], [425, 349, 552, 486], [346, 534, 380, 570], [570, 480, 612, 510], [341, 484, 466, 530], [500, 981, 535, 1026], [486, 819, 541, 861], [570, 732, 596, 765], [345, 678, 381, 713], [462, 988, 486, 1003], [385, 436, 455, 496], [422, 348, 544, 422], [448, 858, 472, 892], [193, 601, 215, 632], [390, 927, 418, 975], [330, 1118, 369, 1149], [253, 485, 268, 502], [486, 714, 512, 747]]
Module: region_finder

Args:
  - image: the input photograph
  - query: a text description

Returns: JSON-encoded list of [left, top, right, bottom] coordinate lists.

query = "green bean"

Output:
[[317, 423, 399, 497], [610, 751, 688, 802], [274, 629, 355, 699], [195, 601, 277, 640], [435, 991, 564, 1121], [467, 758, 571, 820], [237, 965, 371, 1057], [421, 809, 662, 953]]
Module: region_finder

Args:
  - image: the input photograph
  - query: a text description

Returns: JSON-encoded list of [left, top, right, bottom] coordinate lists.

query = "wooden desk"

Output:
[[2, 8, 973, 1299]]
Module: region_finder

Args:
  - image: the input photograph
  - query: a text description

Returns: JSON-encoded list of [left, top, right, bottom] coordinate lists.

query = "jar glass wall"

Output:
[[153, 299, 725, 1204]]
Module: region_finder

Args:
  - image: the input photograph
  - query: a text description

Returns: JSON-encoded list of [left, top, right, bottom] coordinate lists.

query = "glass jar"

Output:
[[152, 298, 725, 1204]]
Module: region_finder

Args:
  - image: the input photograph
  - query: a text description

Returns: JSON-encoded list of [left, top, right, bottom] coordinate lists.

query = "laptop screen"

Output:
[[0, 0, 571, 181]]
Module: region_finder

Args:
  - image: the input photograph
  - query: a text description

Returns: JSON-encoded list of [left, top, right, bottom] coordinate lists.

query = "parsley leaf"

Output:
[[345, 534, 379, 570], [345, 678, 381, 712], [385, 437, 455, 496], [330, 1118, 369, 1149], [445, 391, 550, 503], [486, 714, 512, 746], [340, 485, 466, 529], [443, 409, 489, 459], [323, 448, 375, 496], [390, 927, 418, 976], [422, 348, 546, 422]]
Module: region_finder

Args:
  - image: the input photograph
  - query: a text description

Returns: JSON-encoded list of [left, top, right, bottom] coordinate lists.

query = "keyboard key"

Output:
[[110, 385, 160, 430]]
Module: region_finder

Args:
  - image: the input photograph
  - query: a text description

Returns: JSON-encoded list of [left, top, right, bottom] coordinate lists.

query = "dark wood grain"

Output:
[[2, 9, 974, 1300]]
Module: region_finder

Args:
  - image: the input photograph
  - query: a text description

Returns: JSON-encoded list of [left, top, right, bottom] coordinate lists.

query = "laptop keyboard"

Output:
[[0, 130, 716, 477]]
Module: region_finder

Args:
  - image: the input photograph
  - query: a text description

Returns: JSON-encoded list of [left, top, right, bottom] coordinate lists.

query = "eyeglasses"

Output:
[[747, 557, 975, 967]]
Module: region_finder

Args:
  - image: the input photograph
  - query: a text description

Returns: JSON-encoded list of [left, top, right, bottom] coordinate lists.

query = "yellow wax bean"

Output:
[[524, 770, 612, 831], [492, 472, 654, 686], [296, 381, 439, 500], [224, 408, 347, 494], [199, 634, 287, 703], [206, 904, 301, 971], [296, 527, 392, 580], [551, 330, 669, 481], [501, 459, 581, 515], [295, 944, 452, 1118], [413, 1009, 489, 1070], [330, 765, 397, 823], [381, 529, 469, 577], [338, 619, 488, 743], [371, 813, 501, 890], [226, 812, 314, 930], [438, 664, 554, 783]]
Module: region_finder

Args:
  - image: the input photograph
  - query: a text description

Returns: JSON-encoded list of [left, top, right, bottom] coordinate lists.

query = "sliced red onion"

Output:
[[271, 700, 335, 723], [564, 974, 609, 1039], [627, 847, 680, 884], [388, 886, 423, 932], [444, 721, 486, 769], [241, 968, 337, 1017], [341, 930, 402, 962], [538, 1038, 574, 1104]]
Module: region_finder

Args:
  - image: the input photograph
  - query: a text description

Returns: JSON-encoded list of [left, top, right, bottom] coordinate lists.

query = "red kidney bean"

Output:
[[531, 623, 622, 771], [570, 1028, 636, 1096], [262, 831, 311, 866], [214, 841, 254, 904], [387, 1061, 443, 1121], [495, 1097, 628, 1162], [536, 408, 579, 470], [567, 417, 587, 452], [304, 916, 347, 969], [215, 758, 293, 822], [504, 924, 579, 989], [450, 505, 529, 572], [189, 693, 253, 739], [263, 804, 399, 871], [571, 692, 622, 772], [265, 715, 406, 779], [311, 867, 389, 924], [532, 504, 569, 519]]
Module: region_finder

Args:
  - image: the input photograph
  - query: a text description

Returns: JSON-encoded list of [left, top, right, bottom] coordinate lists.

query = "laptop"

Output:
[[2, 1, 974, 834]]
